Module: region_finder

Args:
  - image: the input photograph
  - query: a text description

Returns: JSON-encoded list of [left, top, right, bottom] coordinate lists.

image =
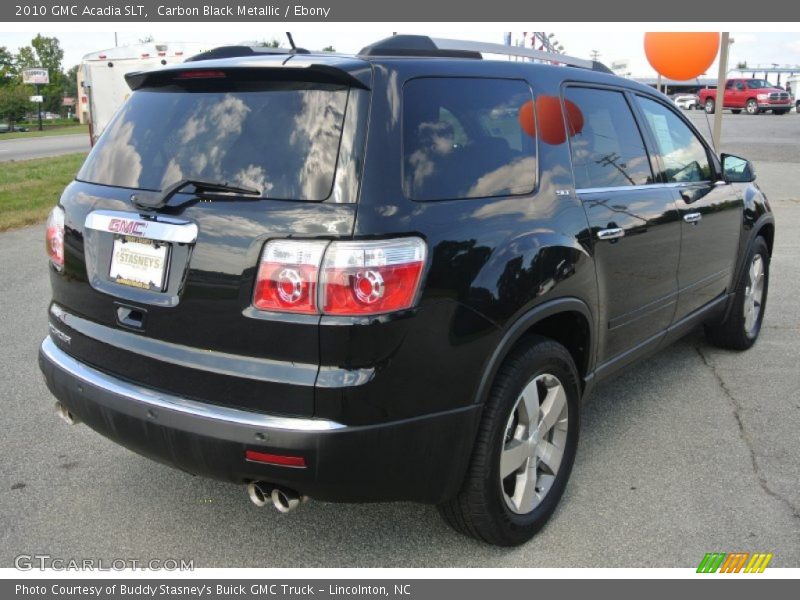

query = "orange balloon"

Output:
[[518, 96, 584, 145], [644, 32, 720, 81]]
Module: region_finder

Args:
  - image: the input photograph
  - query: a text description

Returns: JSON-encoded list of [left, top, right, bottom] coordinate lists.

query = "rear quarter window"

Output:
[[402, 77, 536, 201]]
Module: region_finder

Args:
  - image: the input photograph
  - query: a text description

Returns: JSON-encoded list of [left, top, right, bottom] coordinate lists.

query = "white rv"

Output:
[[78, 42, 207, 142]]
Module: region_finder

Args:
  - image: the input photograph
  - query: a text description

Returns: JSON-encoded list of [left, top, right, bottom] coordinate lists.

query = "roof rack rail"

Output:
[[359, 35, 613, 74]]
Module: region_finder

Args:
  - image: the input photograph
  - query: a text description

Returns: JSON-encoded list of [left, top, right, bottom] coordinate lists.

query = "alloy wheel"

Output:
[[743, 254, 765, 335], [500, 374, 569, 515]]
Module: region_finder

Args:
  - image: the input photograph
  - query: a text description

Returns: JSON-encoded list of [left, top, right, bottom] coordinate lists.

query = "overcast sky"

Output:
[[2, 28, 799, 78]]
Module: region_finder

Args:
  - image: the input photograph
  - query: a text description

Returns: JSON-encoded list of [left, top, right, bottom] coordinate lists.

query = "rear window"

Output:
[[78, 83, 349, 201], [402, 78, 536, 201]]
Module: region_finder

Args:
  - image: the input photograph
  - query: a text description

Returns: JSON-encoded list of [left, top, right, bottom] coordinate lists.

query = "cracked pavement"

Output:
[[1, 112, 799, 567]]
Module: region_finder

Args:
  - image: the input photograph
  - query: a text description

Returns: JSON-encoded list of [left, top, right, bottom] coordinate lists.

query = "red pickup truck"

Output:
[[699, 78, 793, 115]]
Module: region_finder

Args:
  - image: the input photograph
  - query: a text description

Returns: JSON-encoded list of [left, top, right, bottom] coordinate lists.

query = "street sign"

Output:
[[29, 95, 43, 103], [22, 68, 49, 85]]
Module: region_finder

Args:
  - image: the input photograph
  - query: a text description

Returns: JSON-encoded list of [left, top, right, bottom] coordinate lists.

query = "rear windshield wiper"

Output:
[[132, 178, 262, 211]]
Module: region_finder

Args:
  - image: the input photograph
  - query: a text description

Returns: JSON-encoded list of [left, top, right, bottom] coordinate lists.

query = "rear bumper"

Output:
[[39, 337, 481, 503]]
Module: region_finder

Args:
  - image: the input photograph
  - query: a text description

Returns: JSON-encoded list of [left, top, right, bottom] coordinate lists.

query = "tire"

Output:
[[704, 98, 715, 114], [746, 99, 759, 115], [731, 109, 742, 114], [438, 336, 580, 546], [705, 237, 769, 351]]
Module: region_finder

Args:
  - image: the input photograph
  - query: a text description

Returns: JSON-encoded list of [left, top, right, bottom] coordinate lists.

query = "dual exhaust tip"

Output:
[[55, 401, 79, 425], [55, 402, 305, 513], [247, 481, 308, 513]]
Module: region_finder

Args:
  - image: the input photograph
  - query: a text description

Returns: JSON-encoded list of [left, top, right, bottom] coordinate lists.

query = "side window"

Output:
[[403, 78, 536, 201], [563, 87, 654, 189], [736, 81, 746, 91], [635, 96, 712, 183], [725, 80, 735, 90]]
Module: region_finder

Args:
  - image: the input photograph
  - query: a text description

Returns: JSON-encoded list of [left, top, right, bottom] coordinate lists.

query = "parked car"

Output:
[[672, 93, 699, 110], [699, 78, 793, 114], [0, 123, 30, 133], [39, 35, 775, 546]]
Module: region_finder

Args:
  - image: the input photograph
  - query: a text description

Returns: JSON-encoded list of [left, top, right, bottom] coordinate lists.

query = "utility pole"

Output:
[[36, 83, 42, 131], [712, 32, 730, 152], [590, 50, 600, 61]]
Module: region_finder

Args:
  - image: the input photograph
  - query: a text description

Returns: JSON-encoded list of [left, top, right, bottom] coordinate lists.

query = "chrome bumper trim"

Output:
[[40, 336, 345, 434]]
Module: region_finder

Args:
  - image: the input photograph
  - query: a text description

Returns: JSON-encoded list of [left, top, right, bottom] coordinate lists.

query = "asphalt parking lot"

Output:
[[1, 111, 798, 568]]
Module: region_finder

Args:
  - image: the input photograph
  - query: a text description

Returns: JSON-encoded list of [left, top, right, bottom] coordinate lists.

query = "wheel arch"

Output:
[[474, 297, 595, 406]]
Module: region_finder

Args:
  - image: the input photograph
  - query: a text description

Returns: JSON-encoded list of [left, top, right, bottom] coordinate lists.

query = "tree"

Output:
[[0, 84, 32, 128], [15, 46, 37, 70], [0, 46, 16, 86], [63, 64, 79, 99], [322, 45, 336, 52], [31, 35, 65, 114], [139, 34, 155, 43], [736, 61, 748, 70], [14, 35, 66, 115], [261, 39, 281, 48]]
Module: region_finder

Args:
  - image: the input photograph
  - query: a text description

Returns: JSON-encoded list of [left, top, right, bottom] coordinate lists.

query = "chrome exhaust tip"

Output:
[[55, 401, 79, 425], [247, 481, 271, 507], [271, 487, 306, 513]]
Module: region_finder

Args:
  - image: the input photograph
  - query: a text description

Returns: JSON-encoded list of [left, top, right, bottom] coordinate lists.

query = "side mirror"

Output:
[[721, 153, 756, 183]]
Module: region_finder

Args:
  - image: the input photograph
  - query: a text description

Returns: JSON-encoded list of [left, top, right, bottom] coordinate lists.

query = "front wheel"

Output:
[[704, 98, 716, 113], [746, 99, 760, 115], [438, 336, 580, 546], [705, 237, 770, 350]]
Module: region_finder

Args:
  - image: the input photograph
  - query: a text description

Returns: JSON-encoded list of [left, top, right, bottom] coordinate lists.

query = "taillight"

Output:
[[252, 238, 427, 316], [253, 240, 327, 314], [321, 238, 427, 315], [46, 206, 65, 270]]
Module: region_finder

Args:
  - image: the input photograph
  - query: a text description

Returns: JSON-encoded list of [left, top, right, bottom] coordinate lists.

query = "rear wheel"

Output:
[[704, 98, 716, 113], [438, 336, 580, 546], [705, 237, 769, 350], [746, 99, 760, 115]]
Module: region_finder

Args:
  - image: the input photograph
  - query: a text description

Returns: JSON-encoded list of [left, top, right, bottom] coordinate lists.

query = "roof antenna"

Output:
[[286, 32, 296, 51]]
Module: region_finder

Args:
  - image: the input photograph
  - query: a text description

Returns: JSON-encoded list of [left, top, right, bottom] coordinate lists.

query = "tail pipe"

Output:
[[247, 482, 308, 513], [55, 401, 80, 425]]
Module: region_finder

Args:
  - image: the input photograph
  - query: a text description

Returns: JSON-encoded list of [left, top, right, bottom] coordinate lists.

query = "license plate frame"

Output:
[[109, 235, 170, 292]]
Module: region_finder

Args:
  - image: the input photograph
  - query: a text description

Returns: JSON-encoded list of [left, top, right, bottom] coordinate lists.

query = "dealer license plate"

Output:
[[109, 236, 169, 292]]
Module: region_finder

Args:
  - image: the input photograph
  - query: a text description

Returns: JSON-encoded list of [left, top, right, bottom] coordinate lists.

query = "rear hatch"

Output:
[[49, 57, 371, 417]]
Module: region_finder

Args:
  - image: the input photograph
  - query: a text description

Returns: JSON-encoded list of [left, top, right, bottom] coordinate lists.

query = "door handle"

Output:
[[683, 212, 702, 224], [597, 227, 625, 241]]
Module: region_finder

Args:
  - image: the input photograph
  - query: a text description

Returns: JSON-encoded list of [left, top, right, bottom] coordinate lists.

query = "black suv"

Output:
[[39, 36, 775, 546]]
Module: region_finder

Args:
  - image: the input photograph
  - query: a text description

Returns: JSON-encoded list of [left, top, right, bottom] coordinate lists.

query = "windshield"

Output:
[[746, 80, 773, 89], [78, 83, 350, 201]]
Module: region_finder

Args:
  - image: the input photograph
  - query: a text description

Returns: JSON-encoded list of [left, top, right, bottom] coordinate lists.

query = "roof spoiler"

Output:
[[185, 45, 309, 62], [125, 62, 370, 92]]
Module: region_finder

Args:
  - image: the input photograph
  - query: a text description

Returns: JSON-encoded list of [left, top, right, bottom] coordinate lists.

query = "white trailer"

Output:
[[79, 42, 207, 143]]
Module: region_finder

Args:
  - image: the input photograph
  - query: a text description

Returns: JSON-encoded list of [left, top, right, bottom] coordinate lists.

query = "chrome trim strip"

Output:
[[40, 337, 345, 432], [85, 210, 198, 244], [575, 181, 712, 194], [50, 303, 374, 388]]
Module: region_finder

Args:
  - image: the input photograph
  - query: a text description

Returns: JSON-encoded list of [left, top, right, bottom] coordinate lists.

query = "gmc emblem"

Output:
[[108, 218, 146, 236]]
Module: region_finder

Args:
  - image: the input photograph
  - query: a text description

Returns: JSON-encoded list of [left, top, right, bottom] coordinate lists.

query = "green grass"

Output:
[[0, 153, 87, 231], [0, 124, 89, 140]]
